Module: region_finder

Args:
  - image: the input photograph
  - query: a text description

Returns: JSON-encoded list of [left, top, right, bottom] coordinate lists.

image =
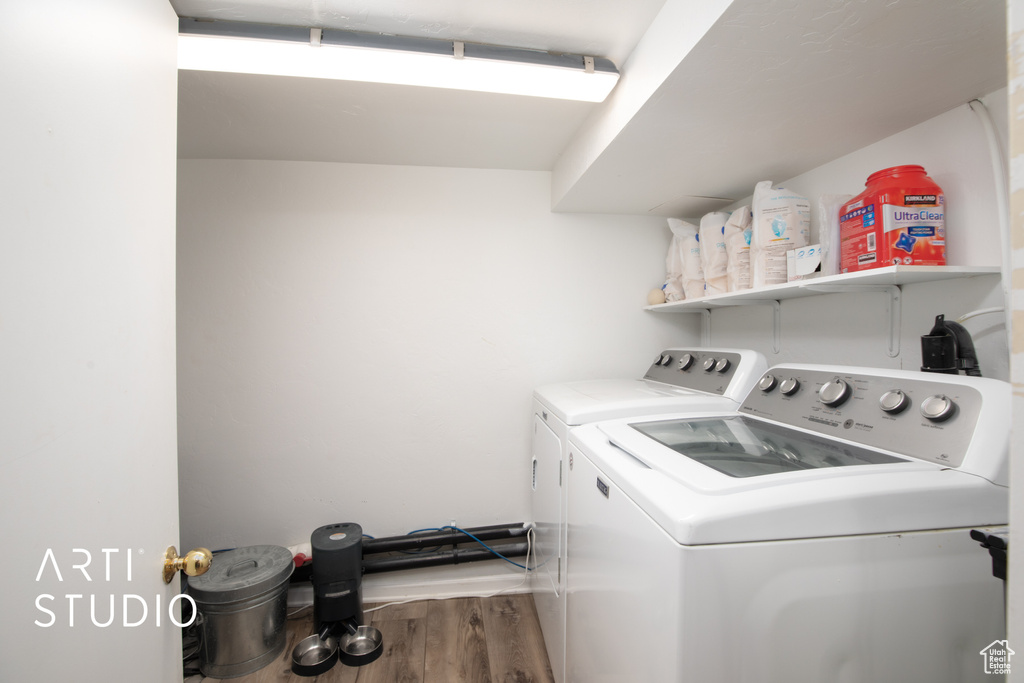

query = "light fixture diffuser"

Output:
[[177, 19, 620, 103]]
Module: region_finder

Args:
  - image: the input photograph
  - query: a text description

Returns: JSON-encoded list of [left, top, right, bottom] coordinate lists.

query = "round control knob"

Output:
[[757, 374, 778, 392], [780, 378, 800, 396], [879, 390, 910, 414], [818, 378, 852, 407], [701, 357, 717, 372], [714, 358, 731, 373], [654, 354, 666, 366], [677, 353, 695, 371], [920, 394, 956, 422], [660, 354, 673, 366]]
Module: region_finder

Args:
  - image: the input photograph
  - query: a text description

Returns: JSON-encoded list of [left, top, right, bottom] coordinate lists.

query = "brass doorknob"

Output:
[[163, 546, 213, 584]]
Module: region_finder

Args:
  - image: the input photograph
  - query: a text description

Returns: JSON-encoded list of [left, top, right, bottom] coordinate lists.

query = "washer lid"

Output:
[[189, 545, 294, 603], [598, 416, 930, 496], [570, 417, 1007, 545], [629, 415, 905, 480], [533, 348, 767, 425], [535, 379, 705, 425]]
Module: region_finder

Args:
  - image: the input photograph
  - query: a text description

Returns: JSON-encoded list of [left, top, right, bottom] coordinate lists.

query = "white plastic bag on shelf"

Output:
[[817, 194, 852, 277], [699, 211, 730, 296], [663, 224, 684, 302], [724, 205, 753, 291], [751, 181, 811, 288], [668, 218, 705, 299]]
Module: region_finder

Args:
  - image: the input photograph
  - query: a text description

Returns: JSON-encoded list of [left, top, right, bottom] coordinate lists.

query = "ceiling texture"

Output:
[[172, 0, 1008, 217]]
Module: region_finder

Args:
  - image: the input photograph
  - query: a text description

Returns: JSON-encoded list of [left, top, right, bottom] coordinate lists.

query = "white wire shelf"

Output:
[[645, 265, 1001, 312]]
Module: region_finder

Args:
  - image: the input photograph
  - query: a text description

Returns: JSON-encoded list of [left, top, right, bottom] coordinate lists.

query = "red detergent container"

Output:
[[839, 165, 945, 272]]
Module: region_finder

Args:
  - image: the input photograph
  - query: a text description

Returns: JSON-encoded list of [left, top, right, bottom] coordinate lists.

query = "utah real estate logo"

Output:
[[980, 640, 1014, 675]]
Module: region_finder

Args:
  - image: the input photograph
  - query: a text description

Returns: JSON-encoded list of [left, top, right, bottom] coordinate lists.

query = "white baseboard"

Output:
[[363, 567, 532, 603], [287, 560, 533, 611]]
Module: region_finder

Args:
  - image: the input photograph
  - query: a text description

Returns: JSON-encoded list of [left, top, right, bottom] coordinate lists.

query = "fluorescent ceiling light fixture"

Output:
[[178, 18, 620, 103]]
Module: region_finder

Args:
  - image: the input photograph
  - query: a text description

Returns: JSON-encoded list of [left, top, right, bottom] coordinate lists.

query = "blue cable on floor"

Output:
[[364, 525, 532, 569], [440, 525, 531, 571]]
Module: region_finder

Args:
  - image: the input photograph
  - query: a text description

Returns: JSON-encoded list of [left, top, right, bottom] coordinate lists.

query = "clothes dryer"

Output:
[[530, 348, 767, 683]]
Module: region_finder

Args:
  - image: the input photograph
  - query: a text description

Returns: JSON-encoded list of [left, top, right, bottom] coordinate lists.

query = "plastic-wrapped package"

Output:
[[750, 181, 811, 288], [662, 225, 684, 302], [699, 211, 730, 296], [724, 206, 753, 291], [818, 194, 852, 277], [667, 218, 704, 299]]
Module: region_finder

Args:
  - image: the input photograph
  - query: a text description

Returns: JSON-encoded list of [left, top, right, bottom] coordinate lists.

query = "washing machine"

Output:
[[530, 348, 768, 683], [565, 363, 1009, 683]]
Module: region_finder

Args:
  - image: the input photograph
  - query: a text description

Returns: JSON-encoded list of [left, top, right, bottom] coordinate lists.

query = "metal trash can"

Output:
[[189, 545, 294, 678]]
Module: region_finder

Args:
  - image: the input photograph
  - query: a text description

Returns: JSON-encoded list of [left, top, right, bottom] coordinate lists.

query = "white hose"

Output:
[[957, 307, 1006, 323], [967, 98, 1012, 356]]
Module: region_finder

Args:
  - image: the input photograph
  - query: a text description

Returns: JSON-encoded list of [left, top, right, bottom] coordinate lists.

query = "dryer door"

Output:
[[531, 412, 566, 683], [531, 413, 562, 594]]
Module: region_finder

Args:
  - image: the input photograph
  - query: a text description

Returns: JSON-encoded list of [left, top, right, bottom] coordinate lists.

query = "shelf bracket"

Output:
[[799, 283, 902, 357], [712, 299, 781, 354], [660, 307, 712, 346]]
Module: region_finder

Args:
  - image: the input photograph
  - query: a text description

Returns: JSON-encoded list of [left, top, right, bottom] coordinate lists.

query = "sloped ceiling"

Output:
[[172, 0, 1007, 217], [172, 0, 668, 170]]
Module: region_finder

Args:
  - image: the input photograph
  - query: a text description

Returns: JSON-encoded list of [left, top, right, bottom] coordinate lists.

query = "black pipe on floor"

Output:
[[362, 541, 530, 574], [289, 522, 532, 583], [361, 523, 528, 555]]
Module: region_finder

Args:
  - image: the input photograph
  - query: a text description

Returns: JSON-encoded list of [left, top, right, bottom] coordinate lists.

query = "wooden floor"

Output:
[[188, 593, 555, 683]]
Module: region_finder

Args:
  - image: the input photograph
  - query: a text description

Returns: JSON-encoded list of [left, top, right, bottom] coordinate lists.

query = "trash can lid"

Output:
[[189, 545, 294, 604]]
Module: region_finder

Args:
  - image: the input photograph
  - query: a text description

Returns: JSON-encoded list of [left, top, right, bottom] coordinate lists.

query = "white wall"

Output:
[[704, 91, 1009, 379], [1007, 0, 1024, 674], [0, 0, 181, 680], [176, 161, 692, 565]]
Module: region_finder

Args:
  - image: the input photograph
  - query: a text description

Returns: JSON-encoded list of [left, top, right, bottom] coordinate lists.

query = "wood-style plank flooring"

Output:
[[187, 594, 555, 683]]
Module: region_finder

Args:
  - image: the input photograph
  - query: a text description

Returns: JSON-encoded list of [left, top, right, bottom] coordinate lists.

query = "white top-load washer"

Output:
[[566, 363, 1009, 683], [530, 348, 767, 683]]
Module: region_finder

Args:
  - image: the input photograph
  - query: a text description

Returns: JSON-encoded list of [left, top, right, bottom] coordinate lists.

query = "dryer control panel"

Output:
[[739, 366, 984, 468], [643, 349, 743, 395]]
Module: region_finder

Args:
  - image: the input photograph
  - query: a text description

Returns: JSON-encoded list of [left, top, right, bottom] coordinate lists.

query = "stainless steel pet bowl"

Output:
[[338, 625, 384, 667], [291, 633, 339, 677]]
